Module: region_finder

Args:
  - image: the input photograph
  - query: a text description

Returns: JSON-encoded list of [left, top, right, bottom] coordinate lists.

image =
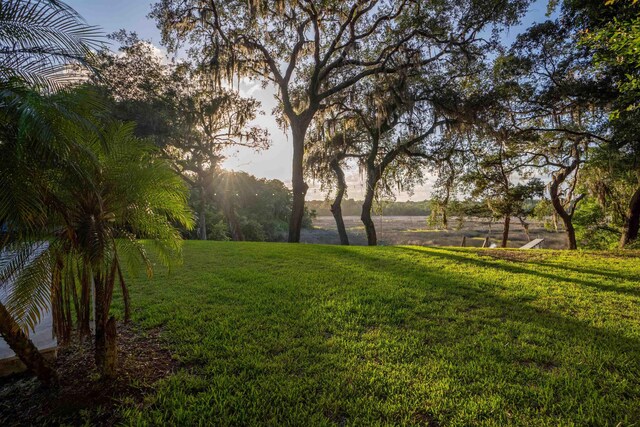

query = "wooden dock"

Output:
[[519, 238, 545, 249]]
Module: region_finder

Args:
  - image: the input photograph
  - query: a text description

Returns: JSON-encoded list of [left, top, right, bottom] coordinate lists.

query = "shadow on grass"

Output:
[[438, 246, 640, 283], [328, 246, 640, 353], [121, 242, 640, 425], [397, 246, 640, 299], [305, 245, 640, 423], [530, 260, 640, 284]]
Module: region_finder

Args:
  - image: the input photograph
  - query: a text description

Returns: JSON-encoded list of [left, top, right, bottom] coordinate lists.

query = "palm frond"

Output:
[[0, 82, 109, 243], [0, 0, 104, 90], [0, 241, 51, 332]]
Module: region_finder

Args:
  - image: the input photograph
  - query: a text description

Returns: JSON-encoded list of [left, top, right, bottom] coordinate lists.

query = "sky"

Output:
[[66, 0, 552, 201]]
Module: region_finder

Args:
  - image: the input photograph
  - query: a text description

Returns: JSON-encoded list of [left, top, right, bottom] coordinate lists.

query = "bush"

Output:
[[573, 199, 620, 249], [301, 207, 315, 229], [209, 220, 231, 241], [241, 218, 267, 241]]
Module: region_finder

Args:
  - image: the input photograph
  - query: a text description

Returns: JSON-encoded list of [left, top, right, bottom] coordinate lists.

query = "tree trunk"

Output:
[[288, 120, 310, 243], [0, 301, 58, 387], [93, 271, 117, 378], [564, 218, 577, 250], [620, 186, 640, 248], [70, 265, 81, 330], [329, 158, 349, 245], [198, 186, 207, 240], [549, 162, 579, 250], [103, 316, 117, 379], [361, 174, 378, 246], [93, 260, 119, 379], [94, 272, 106, 373], [442, 186, 450, 230], [518, 216, 531, 242], [115, 258, 130, 323], [78, 264, 91, 338], [501, 215, 510, 248], [222, 200, 244, 241], [51, 255, 71, 344]]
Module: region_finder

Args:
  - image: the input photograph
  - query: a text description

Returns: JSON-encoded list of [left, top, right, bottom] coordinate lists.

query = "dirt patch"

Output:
[[411, 409, 441, 426], [324, 407, 349, 426], [0, 322, 176, 426]]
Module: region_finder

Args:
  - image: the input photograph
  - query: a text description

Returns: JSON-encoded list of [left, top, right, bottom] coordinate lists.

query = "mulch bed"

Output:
[[0, 322, 176, 426]]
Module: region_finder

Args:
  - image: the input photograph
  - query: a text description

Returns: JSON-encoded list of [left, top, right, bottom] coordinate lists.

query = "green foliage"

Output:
[[532, 199, 558, 231], [94, 38, 269, 162], [186, 171, 313, 242], [449, 200, 495, 219], [301, 207, 315, 229], [239, 218, 267, 242], [579, 0, 640, 116], [626, 239, 640, 249], [207, 219, 231, 241], [214, 172, 292, 241], [0, 74, 193, 381], [1, 83, 194, 334], [573, 198, 621, 249], [90, 33, 269, 241], [0, 83, 109, 330], [0, 83, 100, 241], [151, 0, 533, 241], [0, 0, 102, 90], [113, 242, 640, 426]]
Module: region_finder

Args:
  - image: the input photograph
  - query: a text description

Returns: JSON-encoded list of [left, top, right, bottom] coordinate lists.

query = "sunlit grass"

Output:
[[114, 242, 640, 426]]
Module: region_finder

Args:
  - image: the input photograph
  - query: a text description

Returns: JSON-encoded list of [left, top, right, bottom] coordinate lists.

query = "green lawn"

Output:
[[115, 242, 640, 426]]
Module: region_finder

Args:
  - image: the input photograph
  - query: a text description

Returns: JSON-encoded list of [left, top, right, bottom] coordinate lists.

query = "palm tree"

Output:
[[0, 0, 193, 384], [0, 84, 104, 387], [0, 0, 103, 227], [2, 114, 193, 380], [45, 121, 193, 378], [0, 0, 102, 90], [0, 0, 162, 384]]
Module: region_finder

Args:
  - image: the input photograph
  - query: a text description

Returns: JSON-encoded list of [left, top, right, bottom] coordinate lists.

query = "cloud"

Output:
[[238, 77, 261, 97]]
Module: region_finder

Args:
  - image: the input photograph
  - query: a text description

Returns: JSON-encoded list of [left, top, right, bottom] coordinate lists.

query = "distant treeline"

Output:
[[307, 198, 539, 218], [185, 171, 314, 242], [307, 199, 432, 216]]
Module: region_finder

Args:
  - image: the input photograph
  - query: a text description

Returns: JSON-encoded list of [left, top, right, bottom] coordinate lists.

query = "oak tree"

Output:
[[151, 0, 529, 242]]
